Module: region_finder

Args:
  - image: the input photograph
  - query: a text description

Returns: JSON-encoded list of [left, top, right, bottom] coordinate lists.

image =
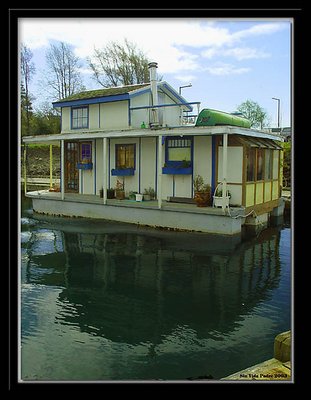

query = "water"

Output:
[[20, 195, 291, 381]]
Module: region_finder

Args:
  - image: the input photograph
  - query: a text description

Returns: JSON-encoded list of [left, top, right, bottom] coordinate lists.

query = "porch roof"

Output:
[[22, 125, 284, 144]]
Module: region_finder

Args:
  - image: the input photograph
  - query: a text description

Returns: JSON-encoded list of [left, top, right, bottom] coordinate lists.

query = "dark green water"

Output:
[[20, 196, 291, 381]]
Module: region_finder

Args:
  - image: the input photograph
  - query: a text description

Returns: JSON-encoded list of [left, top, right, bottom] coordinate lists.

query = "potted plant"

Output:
[[135, 193, 143, 202], [128, 191, 138, 200], [115, 179, 125, 200], [143, 187, 156, 201], [193, 175, 211, 207], [213, 188, 231, 208], [107, 188, 115, 199], [100, 188, 115, 198]]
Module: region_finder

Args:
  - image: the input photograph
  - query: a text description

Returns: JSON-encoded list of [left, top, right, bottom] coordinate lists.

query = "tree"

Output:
[[32, 103, 61, 135], [237, 100, 269, 129], [21, 44, 36, 135], [45, 41, 85, 100], [88, 39, 150, 87]]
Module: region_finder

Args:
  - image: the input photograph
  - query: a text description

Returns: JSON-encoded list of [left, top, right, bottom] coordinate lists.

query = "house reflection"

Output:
[[23, 225, 282, 345]]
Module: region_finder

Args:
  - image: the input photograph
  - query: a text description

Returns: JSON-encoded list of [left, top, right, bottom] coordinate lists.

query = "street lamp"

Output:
[[272, 97, 281, 128], [179, 83, 192, 95]]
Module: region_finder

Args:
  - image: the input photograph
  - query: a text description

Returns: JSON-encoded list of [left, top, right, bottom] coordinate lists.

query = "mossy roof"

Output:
[[55, 83, 150, 103]]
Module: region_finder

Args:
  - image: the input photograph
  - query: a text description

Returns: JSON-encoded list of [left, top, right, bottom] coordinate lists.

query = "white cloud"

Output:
[[19, 19, 284, 76], [202, 46, 269, 60], [174, 75, 197, 83], [205, 63, 250, 76]]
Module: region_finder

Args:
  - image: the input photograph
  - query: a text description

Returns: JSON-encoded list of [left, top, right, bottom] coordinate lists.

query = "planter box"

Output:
[[213, 196, 230, 208], [111, 168, 135, 176], [77, 162, 93, 170], [115, 190, 125, 200], [162, 166, 192, 175], [135, 193, 143, 202]]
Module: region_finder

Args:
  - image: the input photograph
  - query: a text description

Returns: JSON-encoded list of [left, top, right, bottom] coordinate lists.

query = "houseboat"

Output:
[[22, 62, 284, 236]]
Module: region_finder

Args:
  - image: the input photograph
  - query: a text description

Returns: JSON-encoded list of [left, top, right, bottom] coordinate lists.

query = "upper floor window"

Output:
[[72, 107, 88, 129], [165, 137, 192, 166]]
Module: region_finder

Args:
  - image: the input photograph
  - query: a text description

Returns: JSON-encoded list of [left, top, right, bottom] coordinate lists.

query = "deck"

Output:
[[25, 190, 246, 236], [25, 190, 245, 216]]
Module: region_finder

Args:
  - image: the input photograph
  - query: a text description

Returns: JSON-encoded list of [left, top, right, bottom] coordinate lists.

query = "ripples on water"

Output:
[[20, 202, 291, 381]]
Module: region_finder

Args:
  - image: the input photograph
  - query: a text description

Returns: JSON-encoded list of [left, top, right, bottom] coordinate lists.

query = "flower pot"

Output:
[[135, 193, 143, 202], [143, 194, 151, 201], [115, 190, 125, 200], [213, 195, 230, 209], [194, 192, 211, 207]]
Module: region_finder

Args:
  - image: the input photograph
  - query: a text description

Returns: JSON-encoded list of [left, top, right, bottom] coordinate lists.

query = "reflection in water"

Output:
[[21, 210, 290, 381]]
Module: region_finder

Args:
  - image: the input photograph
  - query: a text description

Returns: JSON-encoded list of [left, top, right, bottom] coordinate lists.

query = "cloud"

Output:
[[174, 74, 197, 83], [205, 63, 250, 76], [19, 18, 286, 77], [202, 46, 270, 60]]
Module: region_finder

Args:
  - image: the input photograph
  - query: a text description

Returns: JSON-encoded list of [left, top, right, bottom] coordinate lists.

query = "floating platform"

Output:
[[221, 331, 292, 381]]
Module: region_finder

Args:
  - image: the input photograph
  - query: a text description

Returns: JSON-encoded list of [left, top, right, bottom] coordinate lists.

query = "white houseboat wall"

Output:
[[23, 62, 285, 236]]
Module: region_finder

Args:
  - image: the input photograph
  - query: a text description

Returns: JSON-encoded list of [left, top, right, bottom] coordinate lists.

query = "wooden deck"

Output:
[[222, 359, 291, 381], [25, 190, 245, 217], [222, 331, 292, 382]]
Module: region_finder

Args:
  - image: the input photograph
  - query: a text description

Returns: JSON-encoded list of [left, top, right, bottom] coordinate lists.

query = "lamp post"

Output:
[[272, 97, 281, 128], [179, 83, 192, 95]]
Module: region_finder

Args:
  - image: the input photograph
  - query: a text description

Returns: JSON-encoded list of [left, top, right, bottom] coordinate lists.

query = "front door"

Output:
[[65, 141, 79, 193]]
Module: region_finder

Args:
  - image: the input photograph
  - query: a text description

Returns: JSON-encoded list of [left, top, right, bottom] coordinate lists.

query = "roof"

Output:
[[52, 81, 193, 112], [22, 125, 284, 144], [53, 83, 150, 105]]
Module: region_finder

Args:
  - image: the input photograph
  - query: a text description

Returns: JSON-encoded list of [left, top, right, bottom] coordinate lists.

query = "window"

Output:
[[80, 142, 92, 162], [246, 147, 256, 182], [256, 148, 264, 181], [72, 107, 88, 129], [116, 144, 135, 169], [265, 149, 273, 180], [166, 137, 192, 165]]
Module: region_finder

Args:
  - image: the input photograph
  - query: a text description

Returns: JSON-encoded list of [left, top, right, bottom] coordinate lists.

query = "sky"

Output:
[[19, 17, 292, 128]]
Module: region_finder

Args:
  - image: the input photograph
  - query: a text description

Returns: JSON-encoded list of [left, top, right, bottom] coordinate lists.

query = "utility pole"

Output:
[[272, 97, 281, 128]]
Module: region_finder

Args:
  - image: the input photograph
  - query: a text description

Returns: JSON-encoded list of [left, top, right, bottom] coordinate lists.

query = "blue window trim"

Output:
[[164, 136, 193, 167], [115, 143, 136, 170], [71, 106, 89, 130]]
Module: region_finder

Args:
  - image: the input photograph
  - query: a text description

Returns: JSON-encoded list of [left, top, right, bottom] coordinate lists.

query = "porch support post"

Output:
[[222, 133, 228, 208], [61, 140, 65, 200], [23, 144, 27, 194], [103, 138, 108, 205], [49, 144, 53, 189], [157, 135, 163, 209]]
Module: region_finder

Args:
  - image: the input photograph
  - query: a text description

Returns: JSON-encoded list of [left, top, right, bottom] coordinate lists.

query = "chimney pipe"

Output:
[[148, 62, 159, 127]]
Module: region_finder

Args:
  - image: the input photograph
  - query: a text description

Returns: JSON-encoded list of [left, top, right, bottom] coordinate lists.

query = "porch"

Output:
[[26, 190, 246, 236]]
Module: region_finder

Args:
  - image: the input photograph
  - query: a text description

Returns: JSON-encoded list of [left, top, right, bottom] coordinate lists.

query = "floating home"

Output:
[[23, 62, 284, 236]]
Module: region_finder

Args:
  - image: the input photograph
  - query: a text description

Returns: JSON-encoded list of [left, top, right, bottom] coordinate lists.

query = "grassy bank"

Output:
[[21, 144, 61, 178]]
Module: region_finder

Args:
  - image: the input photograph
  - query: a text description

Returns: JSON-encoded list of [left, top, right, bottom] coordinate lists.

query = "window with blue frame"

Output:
[[80, 142, 92, 162], [72, 107, 88, 129], [116, 144, 136, 169], [165, 137, 193, 166]]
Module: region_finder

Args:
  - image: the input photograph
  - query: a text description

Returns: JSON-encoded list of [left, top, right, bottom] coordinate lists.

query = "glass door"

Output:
[[65, 141, 79, 192]]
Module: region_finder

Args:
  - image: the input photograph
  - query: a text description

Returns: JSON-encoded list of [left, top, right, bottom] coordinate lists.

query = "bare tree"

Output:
[[21, 44, 36, 135], [45, 41, 85, 100], [88, 39, 150, 87]]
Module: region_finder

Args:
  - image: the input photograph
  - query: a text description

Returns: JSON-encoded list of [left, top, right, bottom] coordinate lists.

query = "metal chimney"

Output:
[[148, 62, 159, 127]]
